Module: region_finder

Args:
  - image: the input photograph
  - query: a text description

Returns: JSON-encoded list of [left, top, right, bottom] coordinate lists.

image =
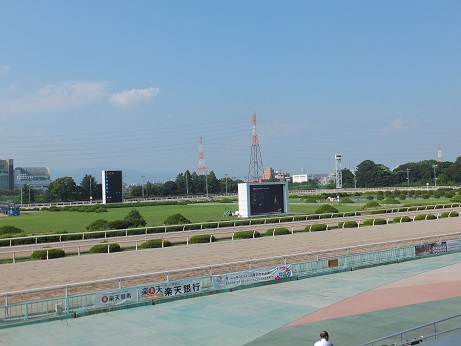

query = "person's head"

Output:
[[320, 331, 329, 340]]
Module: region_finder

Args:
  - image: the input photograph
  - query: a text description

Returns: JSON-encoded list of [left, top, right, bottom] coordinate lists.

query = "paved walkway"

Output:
[[2, 252, 461, 345]]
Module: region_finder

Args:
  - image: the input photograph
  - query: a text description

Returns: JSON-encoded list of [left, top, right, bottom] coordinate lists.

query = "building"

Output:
[[263, 167, 274, 181], [14, 167, 51, 191], [292, 174, 309, 183], [0, 159, 14, 190]]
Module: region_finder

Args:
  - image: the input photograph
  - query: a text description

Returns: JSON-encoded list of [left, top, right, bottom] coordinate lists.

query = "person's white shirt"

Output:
[[314, 338, 333, 346]]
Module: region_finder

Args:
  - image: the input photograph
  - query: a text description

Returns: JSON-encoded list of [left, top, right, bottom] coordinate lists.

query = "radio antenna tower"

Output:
[[197, 137, 207, 175], [437, 144, 442, 163], [247, 112, 264, 182]]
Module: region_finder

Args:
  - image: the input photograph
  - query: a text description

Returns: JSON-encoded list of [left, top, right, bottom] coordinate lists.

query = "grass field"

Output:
[[0, 197, 456, 235]]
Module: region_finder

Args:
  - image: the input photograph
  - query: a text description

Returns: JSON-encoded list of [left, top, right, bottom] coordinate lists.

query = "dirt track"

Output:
[[2, 217, 461, 298]]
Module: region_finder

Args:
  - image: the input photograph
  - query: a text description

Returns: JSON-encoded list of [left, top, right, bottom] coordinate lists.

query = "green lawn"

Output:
[[0, 197, 456, 236]]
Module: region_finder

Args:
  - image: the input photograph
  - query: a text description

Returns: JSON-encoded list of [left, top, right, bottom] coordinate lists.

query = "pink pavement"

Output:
[[288, 261, 461, 326]]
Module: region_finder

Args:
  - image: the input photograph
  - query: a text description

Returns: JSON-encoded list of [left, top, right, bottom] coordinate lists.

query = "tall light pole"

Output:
[[17, 174, 26, 207], [224, 173, 229, 194], [351, 167, 357, 190], [141, 175, 145, 198], [406, 168, 410, 187], [185, 174, 189, 195], [432, 164, 438, 187], [89, 177, 92, 203]]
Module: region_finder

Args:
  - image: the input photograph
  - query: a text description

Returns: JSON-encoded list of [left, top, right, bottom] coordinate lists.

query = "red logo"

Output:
[[148, 287, 156, 295], [101, 295, 108, 303]]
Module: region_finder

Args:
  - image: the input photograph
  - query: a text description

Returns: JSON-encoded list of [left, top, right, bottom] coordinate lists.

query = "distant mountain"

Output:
[[49, 167, 177, 185]]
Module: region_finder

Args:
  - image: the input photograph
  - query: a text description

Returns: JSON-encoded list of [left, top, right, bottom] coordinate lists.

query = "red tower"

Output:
[[437, 144, 442, 163], [247, 112, 264, 182], [197, 137, 207, 175]]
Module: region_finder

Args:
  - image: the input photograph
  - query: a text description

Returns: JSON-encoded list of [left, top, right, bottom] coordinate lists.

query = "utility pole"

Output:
[[185, 174, 189, 195], [406, 168, 410, 187], [224, 173, 229, 194], [141, 175, 145, 198], [432, 165, 437, 187]]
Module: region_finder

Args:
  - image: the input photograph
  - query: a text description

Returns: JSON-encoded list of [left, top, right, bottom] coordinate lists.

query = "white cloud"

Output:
[[109, 87, 160, 107], [0, 81, 107, 115], [379, 118, 419, 134], [0, 65, 10, 74]]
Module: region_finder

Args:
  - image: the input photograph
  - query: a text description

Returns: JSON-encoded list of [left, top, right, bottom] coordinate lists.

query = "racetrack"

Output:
[[1, 217, 460, 302]]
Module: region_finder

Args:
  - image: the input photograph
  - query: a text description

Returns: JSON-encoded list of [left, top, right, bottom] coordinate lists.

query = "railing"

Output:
[[2, 203, 460, 251], [0, 244, 417, 327], [360, 313, 461, 345]]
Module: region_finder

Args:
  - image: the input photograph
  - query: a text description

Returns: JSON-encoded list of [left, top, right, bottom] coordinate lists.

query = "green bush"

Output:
[[31, 249, 66, 260], [367, 195, 374, 200], [338, 221, 358, 228], [124, 209, 146, 227], [0, 225, 24, 236], [399, 194, 406, 200], [302, 197, 318, 203], [414, 214, 436, 221], [265, 227, 290, 236], [315, 204, 339, 214], [362, 218, 387, 226], [107, 220, 133, 230], [140, 239, 172, 249], [95, 207, 107, 213], [189, 234, 215, 244], [164, 213, 191, 225], [86, 219, 109, 231], [383, 198, 400, 204], [46, 206, 63, 212], [89, 243, 121, 253], [340, 198, 354, 203], [305, 223, 327, 232], [392, 215, 412, 223], [233, 230, 261, 239], [440, 211, 459, 218], [450, 195, 461, 202], [363, 201, 381, 209]]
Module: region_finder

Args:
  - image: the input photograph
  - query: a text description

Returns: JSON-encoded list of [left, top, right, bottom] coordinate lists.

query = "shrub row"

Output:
[[233, 230, 261, 239]]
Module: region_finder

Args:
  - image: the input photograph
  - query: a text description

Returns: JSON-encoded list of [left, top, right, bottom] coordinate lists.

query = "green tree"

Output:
[[207, 171, 220, 193], [356, 160, 393, 187], [80, 174, 101, 201], [47, 176, 79, 202]]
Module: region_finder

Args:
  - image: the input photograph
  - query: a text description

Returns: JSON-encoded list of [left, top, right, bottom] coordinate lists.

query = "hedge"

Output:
[[189, 234, 215, 244], [414, 214, 436, 221], [305, 224, 327, 232], [338, 221, 358, 229], [315, 204, 339, 214], [363, 201, 381, 209], [0, 225, 24, 236], [140, 239, 172, 249], [362, 218, 387, 226], [265, 228, 290, 236], [31, 249, 66, 260], [233, 230, 261, 239], [89, 243, 122, 253], [393, 216, 412, 223], [440, 211, 459, 218]]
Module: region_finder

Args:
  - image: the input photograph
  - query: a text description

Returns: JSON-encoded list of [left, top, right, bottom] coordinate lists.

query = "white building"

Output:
[[14, 167, 51, 191], [292, 174, 309, 183]]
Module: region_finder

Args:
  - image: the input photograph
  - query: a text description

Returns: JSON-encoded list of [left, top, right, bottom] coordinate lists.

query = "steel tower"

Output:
[[437, 144, 442, 163], [247, 112, 264, 182], [197, 137, 207, 175]]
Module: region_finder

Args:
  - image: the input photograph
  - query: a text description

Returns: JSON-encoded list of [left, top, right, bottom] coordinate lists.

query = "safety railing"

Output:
[[360, 313, 461, 345]]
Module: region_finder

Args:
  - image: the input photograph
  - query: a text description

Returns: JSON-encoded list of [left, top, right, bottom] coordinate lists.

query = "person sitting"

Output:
[[314, 330, 333, 346]]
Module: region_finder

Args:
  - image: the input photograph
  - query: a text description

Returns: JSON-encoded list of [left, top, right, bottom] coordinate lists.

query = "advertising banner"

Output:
[[95, 287, 137, 308], [415, 240, 459, 257], [139, 278, 202, 300], [212, 265, 292, 290]]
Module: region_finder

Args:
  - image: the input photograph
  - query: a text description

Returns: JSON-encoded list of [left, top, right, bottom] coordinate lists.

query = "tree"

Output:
[[80, 174, 100, 201], [161, 181, 178, 196], [356, 160, 393, 188], [207, 171, 220, 193], [47, 176, 79, 202]]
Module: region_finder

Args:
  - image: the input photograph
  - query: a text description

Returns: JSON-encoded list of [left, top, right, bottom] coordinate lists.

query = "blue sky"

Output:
[[0, 1, 460, 184]]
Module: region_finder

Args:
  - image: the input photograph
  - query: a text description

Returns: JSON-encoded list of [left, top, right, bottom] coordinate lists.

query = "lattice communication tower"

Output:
[[437, 144, 442, 163], [197, 137, 207, 175], [247, 112, 264, 182]]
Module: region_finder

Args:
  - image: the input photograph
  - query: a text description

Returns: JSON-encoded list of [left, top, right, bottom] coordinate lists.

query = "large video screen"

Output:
[[102, 170, 123, 204], [249, 183, 285, 216]]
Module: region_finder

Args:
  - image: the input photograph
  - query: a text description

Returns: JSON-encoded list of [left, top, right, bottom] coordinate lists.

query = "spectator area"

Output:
[[2, 252, 461, 345]]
